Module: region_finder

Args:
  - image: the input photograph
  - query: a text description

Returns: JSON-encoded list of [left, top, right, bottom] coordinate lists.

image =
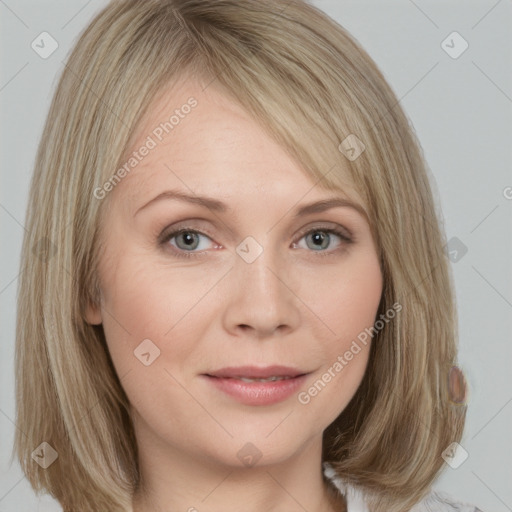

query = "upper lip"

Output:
[[205, 365, 307, 379]]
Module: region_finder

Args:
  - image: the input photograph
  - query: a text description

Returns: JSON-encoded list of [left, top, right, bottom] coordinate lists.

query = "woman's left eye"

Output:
[[159, 226, 352, 259], [293, 228, 352, 253]]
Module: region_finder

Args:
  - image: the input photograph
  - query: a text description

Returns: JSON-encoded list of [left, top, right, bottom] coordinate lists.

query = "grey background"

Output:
[[1, 1, 511, 510]]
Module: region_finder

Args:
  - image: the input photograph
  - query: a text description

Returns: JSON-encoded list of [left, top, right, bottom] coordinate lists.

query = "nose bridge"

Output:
[[223, 234, 300, 336], [239, 237, 281, 297]]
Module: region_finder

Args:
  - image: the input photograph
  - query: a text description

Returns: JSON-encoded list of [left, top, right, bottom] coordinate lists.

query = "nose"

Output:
[[221, 241, 301, 339]]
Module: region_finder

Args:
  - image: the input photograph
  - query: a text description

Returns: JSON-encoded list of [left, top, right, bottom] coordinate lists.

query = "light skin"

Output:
[[86, 77, 383, 512]]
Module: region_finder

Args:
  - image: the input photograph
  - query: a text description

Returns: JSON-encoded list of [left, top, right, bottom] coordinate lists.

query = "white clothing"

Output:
[[323, 463, 483, 512]]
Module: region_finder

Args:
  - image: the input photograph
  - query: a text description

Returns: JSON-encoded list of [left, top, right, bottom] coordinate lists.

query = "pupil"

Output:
[[182, 232, 196, 247], [311, 231, 328, 249]]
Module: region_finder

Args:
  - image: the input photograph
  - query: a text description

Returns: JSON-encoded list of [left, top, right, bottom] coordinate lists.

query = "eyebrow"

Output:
[[134, 189, 367, 220]]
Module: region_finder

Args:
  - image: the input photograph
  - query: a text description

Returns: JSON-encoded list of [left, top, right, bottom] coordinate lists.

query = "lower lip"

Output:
[[203, 374, 308, 406]]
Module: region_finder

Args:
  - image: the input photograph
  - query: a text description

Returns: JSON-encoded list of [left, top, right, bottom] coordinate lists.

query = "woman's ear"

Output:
[[84, 300, 103, 325], [84, 283, 103, 325]]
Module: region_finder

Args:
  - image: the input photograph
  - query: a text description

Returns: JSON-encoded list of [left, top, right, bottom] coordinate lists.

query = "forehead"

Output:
[[118, 77, 365, 215]]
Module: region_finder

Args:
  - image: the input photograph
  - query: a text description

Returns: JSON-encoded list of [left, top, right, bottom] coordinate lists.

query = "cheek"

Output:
[[305, 245, 383, 342], [97, 253, 207, 422], [97, 250, 204, 374], [296, 248, 382, 419]]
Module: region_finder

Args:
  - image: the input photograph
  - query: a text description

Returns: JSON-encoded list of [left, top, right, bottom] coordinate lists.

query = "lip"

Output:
[[202, 365, 310, 406], [205, 365, 306, 379]]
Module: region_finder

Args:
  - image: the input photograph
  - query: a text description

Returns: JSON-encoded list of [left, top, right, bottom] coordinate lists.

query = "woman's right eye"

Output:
[[160, 229, 217, 259]]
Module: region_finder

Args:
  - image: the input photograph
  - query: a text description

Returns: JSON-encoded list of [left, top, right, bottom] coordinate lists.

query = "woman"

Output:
[[14, 1, 478, 511]]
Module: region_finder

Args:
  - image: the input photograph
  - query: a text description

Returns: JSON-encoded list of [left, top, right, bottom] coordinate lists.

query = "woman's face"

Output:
[[86, 78, 383, 469]]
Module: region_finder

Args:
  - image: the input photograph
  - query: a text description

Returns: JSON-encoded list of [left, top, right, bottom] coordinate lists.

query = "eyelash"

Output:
[[158, 225, 353, 260]]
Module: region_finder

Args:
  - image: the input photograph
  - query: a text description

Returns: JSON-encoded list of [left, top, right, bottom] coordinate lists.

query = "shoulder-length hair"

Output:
[[14, 0, 467, 510]]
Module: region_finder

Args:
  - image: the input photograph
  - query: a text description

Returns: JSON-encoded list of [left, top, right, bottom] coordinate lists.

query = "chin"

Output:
[[198, 425, 316, 469]]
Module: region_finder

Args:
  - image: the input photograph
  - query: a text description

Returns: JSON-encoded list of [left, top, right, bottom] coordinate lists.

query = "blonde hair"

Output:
[[14, 0, 467, 510]]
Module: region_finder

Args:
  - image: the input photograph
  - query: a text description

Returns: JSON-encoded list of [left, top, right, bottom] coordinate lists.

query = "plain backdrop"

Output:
[[1, 1, 511, 511]]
